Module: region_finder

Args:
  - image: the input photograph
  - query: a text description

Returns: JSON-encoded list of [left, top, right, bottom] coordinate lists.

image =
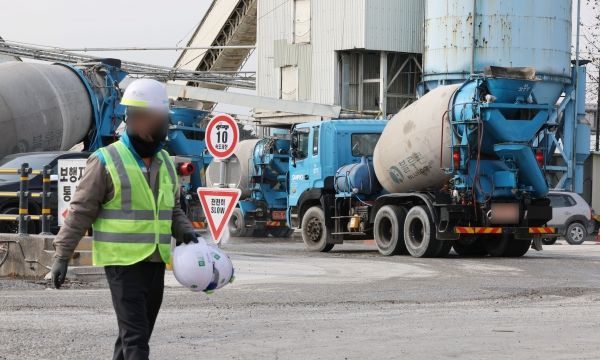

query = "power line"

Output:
[[0, 40, 256, 89], [58, 45, 255, 52]]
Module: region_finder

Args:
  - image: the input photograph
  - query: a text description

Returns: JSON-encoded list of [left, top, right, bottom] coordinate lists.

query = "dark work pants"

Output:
[[105, 262, 166, 360]]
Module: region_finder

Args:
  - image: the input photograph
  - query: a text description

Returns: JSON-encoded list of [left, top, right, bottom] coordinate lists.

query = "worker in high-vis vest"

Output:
[[51, 78, 198, 360]]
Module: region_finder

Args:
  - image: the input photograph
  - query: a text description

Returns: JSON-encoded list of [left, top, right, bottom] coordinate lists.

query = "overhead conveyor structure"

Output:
[[174, 0, 257, 110]]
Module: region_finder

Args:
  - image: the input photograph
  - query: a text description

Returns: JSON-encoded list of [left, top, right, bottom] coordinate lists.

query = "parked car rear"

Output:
[[545, 191, 595, 245]]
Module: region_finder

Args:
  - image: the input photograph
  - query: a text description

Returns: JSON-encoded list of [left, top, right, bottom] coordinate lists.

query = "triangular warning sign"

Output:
[[197, 187, 241, 244]]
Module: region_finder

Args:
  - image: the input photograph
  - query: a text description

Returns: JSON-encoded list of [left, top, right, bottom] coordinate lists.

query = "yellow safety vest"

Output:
[[92, 141, 177, 266]]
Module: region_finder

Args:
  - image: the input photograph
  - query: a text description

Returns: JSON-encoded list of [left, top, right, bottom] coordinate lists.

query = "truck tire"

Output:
[[374, 205, 408, 256], [484, 235, 531, 257], [301, 206, 334, 252], [228, 208, 252, 237], [565, 222, 587, 245], [484, 236, 507, 257], [452, 240, 487, 257], [403, 205, 442, 258], [542, 237, 557, 245], [503, 239, 531, 257]]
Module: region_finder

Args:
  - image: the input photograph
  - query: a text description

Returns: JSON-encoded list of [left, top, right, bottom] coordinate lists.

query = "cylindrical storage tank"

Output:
[[205, 139, 260, 198], [373, 85, 459, 193], [423, 0, 572, 86], [0, 62, 93, 159]]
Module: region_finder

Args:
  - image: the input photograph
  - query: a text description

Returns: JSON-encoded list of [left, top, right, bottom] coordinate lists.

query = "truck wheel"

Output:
[[228, 209, 252, 237], [403, 205, 442, 258], [565, 222, 587, 245], [301, 206, 334, 252], [484, 236, 508, 257], [452, 240, 487, 257], [503, 239, 531, 257], [374, 205, 408, 256]]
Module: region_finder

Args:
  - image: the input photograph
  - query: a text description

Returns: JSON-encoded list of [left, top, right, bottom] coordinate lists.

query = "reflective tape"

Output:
[[42, 208, 51, 215], [121, 98, 148, 108], [98, 209, 171, 221], [455, 227, 502, 234], [94, 231, 172, 244], [529, 227, 556, 234], [159, 151, 177, 185], [106, 145, 132, 211]]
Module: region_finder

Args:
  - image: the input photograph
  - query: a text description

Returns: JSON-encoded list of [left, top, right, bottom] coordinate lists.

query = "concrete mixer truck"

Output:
[[294, 0, 589, 258], [0, 59, 213, 231]]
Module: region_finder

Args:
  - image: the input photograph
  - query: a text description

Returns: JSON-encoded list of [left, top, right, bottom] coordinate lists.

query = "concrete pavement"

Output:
[[2, 238, 600, 359]]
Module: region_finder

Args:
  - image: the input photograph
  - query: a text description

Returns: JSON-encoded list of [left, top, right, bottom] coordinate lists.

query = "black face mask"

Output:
[[126, 121, 169, 158]]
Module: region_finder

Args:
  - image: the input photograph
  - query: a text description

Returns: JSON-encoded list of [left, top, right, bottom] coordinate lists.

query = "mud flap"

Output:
[[531, 237, 543, 251]]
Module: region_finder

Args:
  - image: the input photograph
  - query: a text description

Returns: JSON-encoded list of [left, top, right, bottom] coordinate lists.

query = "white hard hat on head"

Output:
[[121, 78, 170, 112]]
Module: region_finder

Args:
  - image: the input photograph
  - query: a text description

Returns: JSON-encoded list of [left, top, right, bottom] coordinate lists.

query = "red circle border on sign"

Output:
[[206, 114, 239, 160]]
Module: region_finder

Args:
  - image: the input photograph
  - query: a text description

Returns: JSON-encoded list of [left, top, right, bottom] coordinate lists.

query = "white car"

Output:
[[544, 191, 596, 245]]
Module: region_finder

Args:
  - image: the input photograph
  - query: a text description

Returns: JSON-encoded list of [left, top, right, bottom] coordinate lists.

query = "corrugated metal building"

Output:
[[256, 0, 424, 124]]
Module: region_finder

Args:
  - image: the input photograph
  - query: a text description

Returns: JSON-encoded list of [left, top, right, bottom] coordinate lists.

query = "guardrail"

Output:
[[0, 163, 52, 235]]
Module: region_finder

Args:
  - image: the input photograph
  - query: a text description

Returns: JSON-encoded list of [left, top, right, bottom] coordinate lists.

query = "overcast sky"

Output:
[[0, 1, 213, 66]]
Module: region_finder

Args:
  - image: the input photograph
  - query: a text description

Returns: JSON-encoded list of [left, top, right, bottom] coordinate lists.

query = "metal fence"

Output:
[[0, 163, 52, 235]]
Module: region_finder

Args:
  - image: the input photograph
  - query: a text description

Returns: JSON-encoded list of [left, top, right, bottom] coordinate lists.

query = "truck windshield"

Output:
[[351, 133, 381, 157], [295, 130, 310, 160]]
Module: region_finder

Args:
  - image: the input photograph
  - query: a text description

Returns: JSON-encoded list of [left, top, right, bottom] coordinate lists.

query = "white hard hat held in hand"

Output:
[[205, 244, 235, 292], [172, 237, 235, 293], [172, 239, 214, 292]]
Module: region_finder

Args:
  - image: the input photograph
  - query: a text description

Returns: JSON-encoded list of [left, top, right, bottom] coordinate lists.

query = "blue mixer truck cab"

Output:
[[288, 120, 387, 251]]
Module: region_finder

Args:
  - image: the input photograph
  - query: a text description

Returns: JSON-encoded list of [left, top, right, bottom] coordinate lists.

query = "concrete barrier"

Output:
[[0, 234, 93, 278]]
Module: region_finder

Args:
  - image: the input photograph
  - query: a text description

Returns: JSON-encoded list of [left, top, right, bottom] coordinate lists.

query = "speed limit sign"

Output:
[[206, 114, 239, 160]]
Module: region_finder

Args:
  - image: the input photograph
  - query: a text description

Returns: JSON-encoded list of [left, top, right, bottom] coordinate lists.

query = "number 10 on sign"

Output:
[[206, 114, 239, 160]]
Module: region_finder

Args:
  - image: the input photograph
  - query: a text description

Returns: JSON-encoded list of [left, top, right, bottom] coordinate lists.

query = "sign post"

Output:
[[199, 114, 240, 244], [57, 158, 87, 226]]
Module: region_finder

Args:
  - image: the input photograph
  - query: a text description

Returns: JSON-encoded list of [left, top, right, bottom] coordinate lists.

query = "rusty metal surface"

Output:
[[423, 0, 572, 84]]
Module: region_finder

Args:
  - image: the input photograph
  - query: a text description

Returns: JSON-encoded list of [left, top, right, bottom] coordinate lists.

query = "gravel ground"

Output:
[[2, 238, 600, 359]]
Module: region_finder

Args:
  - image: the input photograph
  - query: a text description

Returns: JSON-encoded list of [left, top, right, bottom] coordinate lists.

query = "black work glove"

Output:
[[177, 232, 199, 246], [51, 258, 69, 289]]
